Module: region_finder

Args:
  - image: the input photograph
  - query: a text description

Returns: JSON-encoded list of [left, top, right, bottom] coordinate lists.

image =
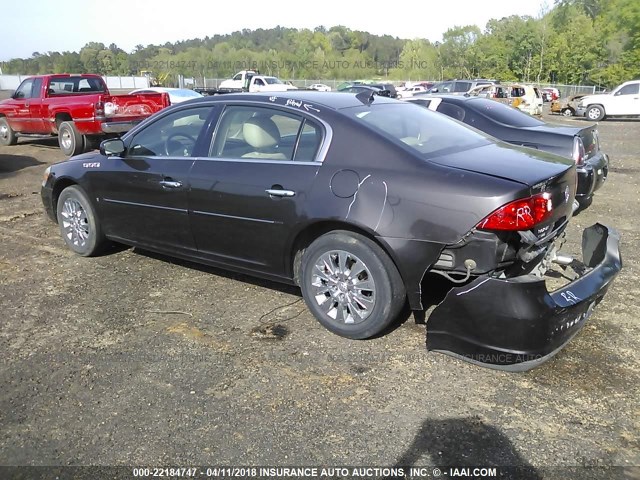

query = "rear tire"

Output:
[[56, 185, 107, 256], [562, 108, 574, 117], [0, 117, 17, 146], [300, 231, 406, 339], [586, 105, 605, 122], [58, 121, 85, 156]]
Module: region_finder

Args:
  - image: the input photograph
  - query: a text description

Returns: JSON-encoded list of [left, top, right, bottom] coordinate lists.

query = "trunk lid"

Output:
[[430, 141, 574, 186], [430, 141, 576, 232], [523, 123, 600, 161]]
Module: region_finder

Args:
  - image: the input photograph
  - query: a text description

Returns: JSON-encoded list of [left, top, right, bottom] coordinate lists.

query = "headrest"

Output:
[[243, 116, 281, 149]]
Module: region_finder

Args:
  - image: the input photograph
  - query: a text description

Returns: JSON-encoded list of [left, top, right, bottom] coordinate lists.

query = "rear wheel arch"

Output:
[[289, 221, 404, 287], [54, 112, 73, 131], [298, 228, 407, 339]]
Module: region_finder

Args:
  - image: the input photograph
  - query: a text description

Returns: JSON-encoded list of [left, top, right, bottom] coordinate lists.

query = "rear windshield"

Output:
[[48, 76, 105, 94], [468, 98, 545, 127], [344, 102, 490, 157]]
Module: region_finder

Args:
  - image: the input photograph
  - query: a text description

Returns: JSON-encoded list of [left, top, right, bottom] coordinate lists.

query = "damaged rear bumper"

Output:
[[426, 223, 622, 371]]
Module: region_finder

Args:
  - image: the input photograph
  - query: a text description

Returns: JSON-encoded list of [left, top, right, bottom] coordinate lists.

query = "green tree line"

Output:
[[1, 0, 638, 88]]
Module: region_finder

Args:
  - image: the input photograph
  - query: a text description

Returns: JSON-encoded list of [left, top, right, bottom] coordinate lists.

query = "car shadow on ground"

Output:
[[0, 154, 46, 175], [16, 137, 60, 149], [133, 247, 302, 297], [387, 417, 542, 480], [131, 246, 417, 337]]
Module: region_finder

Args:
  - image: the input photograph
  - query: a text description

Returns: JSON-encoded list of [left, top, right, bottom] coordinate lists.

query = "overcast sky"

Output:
[[0, 0, 549, 61]]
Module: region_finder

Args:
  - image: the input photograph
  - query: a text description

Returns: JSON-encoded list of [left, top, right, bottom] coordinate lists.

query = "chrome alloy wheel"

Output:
[[0, 124, 9, 142], [311, 250, 376, 325], [61, 198, 90, 248]]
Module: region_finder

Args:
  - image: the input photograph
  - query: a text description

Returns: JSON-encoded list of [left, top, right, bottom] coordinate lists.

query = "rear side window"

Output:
[[437, 102, 466, 122], [468, 98, 545, 127], [210, 106, 322, 162]]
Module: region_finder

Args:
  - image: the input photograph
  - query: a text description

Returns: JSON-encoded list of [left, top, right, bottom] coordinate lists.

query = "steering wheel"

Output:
[[164, 132, 197, 156]]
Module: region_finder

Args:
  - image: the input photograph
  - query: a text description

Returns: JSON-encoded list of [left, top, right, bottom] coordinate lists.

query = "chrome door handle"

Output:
[[265, 189, 295, 197], [160, 179, 182, 188]]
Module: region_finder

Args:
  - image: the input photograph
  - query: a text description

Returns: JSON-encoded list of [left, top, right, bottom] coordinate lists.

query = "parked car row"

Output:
[[39, 89, 621, 371]]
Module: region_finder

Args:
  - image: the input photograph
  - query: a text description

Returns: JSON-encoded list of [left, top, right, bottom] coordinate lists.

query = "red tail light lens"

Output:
[[95, 101, 105, 116], [572, 136, 585, 166], [477, 193, 553, 231]]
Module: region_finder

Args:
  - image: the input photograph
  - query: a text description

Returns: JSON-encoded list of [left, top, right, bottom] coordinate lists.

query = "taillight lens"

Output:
[[477, 193, 553, 231], [95, 101, 105, 116], [573, 136, 585, 166]]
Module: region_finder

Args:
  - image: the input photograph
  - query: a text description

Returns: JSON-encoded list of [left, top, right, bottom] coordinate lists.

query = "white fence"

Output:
[[0, 74, 149, 91]]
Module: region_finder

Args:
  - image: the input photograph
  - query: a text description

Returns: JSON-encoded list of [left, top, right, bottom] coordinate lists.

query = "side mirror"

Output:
[[100, 138, 125, 157]]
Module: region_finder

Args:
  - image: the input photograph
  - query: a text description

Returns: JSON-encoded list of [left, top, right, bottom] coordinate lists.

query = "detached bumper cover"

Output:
[[427, 223, 622, 371]]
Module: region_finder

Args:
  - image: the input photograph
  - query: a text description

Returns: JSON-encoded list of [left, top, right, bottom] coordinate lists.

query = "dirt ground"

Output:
[[0, 97, 638, 478]]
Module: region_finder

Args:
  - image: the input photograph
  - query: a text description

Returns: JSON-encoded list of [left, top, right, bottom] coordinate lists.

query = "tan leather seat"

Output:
[[241, 116, 287, 160]]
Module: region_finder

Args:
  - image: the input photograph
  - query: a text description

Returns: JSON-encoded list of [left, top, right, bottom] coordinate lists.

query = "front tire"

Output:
[[562, 108, 574, 117], [0, 117, 17, 146], [56, 185, 107, 256], [300, 231, 406, 339], [586, 105, 605, 121], [58, 121, 85, 156]]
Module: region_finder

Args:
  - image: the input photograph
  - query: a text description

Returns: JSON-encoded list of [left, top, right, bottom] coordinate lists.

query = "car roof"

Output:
[[182, 91, 399, 110]]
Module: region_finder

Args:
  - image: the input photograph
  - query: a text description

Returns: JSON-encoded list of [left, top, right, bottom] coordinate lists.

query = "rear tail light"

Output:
[[95, 101, 104, 117], [477, 193, 553, 231], [573, 136, 585, 166]]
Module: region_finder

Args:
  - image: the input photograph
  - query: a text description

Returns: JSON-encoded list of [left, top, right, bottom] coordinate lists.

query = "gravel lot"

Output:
[[0, 96, 638, 479]]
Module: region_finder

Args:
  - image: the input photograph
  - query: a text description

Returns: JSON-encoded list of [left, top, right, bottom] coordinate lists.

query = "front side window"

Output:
[[616, 83, 639, 95], [14, 79, 34, 99], [210, 105, 322, 162], [128, 106, 212, 157]]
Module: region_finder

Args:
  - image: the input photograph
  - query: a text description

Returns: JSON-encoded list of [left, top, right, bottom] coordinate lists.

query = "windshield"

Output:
[[468, 98, 545, 127], [172, 90, 202, 98], [264, 77, 283, 85], [344, 103, 491, 157]]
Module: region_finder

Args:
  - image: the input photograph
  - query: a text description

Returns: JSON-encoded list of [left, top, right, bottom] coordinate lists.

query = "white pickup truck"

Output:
[[576, 80, 640, 121], [218, 70, 298, 93]]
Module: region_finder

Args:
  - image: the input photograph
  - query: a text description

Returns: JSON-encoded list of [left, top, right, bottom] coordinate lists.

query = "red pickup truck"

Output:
[[0, 74, 170, 156]]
